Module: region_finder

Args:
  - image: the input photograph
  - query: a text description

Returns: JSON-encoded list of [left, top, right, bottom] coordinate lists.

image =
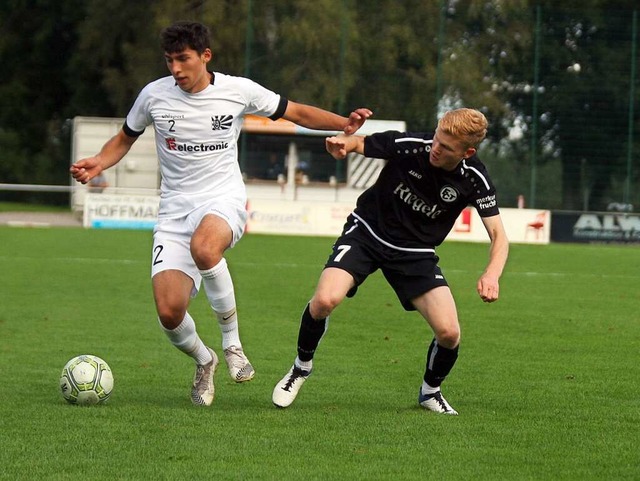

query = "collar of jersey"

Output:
[[173, 72, 216, 88]]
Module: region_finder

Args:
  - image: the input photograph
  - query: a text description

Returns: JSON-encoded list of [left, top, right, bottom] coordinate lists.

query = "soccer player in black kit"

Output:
[[272, 108, 509, 415]]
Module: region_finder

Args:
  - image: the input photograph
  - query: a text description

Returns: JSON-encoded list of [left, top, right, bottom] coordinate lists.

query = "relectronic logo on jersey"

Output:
[[165, 137, 229, 152], [212, 115, 233, 130]]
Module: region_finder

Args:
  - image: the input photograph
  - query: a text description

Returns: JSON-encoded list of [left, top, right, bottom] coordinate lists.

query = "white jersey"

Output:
[[125, 72, 284, 219]]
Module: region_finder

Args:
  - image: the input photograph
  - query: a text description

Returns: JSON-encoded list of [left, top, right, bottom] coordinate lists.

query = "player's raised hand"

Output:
[[326, 136, 349, 159], [343, 108, 373, 135], [326, 134, 365, 160], [70, 157, 103, 185]]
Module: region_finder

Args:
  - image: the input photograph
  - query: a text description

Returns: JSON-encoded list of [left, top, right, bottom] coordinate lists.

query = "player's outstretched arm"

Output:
[[325, 134, 365, 160], [344, 108, 373, 135], [477, 214, 509, 303], [70, 130, 137, 184], [283, 101, 372, 135]]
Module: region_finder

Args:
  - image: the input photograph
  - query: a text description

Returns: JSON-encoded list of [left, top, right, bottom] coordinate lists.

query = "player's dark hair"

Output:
[[161, 21, 211, 54]]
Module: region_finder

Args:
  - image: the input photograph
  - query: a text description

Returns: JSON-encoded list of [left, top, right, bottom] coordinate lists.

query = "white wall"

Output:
[[71, 117, 160, 213]]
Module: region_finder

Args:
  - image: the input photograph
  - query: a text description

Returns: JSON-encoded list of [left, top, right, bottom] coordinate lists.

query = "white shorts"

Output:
[[151, 200, 247, 297]]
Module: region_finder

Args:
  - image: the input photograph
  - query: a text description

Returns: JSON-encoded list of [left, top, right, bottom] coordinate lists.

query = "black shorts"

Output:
[[324, 215, 448, 311]]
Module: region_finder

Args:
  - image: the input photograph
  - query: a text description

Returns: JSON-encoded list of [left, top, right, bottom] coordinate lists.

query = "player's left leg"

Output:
[[412, 287, 460, 415], [191, 211, 254, 383]]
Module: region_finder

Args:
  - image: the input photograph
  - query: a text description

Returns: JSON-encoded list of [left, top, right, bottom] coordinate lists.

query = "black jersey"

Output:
[[353, 130, 500, 250]]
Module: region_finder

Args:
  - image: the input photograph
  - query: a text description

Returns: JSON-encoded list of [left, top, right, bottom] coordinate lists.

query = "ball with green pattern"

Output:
[[60, 355, 114, 405]]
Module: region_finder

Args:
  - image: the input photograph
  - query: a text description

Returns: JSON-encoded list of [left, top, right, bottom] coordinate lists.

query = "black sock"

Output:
[[423, 338, 459, 387], [296, 303, 327, 362]]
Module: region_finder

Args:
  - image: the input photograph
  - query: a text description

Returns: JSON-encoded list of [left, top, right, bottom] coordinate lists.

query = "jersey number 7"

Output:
[[333, 245, 351, 262]]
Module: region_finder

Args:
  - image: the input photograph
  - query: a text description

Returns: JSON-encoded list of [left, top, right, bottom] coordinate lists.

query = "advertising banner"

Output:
[[245, 200, 352, 236], [83, 193, 159, 229], [83, 192, 557, 246], [551, 211, 640, 244]]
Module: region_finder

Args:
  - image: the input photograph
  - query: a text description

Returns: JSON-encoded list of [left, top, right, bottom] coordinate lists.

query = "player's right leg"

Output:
[[272, 267, 355, 408], [273, 216, 376, 408], [153, 269, 219, 406], [152, 223, 219, 406]]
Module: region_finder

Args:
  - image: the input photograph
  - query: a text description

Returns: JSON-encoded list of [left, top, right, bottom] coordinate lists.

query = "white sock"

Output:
[[421, 381, 440, 395], [200, 258, 242, 350], [160, 313, 212, 365], [294, 357, 313, 371], [217, 310, 241, 350]]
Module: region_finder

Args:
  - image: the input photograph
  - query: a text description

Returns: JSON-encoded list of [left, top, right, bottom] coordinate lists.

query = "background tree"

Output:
[[348, 0, 441, 129], [0, 0, 86, 200], [67, 0, 163, 117], [0, 0, 637, 210], [258, 0, 359, 112], [488, 0, 639, 210], [533, 0, 638, 210]]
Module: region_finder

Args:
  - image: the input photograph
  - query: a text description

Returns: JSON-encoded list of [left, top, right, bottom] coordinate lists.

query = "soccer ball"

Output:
[[60, 355, 114, 405]]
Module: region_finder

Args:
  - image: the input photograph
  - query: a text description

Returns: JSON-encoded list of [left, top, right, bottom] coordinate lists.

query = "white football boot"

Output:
[[418, 389, 459, 415], [191, 347, 219, 406], [272, 365, 311, 408], [223, 345, 255, 382]]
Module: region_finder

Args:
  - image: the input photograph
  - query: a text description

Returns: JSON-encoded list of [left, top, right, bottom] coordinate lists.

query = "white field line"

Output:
[[0, 256, 639, 280]]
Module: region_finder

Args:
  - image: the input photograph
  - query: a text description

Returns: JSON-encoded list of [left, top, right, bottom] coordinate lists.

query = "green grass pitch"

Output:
[[0, 226, 638, 480]]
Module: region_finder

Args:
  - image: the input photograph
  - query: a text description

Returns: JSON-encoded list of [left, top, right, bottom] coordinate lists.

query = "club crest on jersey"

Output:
[[440, 185, 459, 203], [211, 115, 233, 130]]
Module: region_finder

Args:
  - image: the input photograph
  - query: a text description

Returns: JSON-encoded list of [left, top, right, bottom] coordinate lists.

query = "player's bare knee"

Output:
[[156, 304, 186, 330], [190, 243, 222, 269], [309, 295, 337, 319], [436, 328, 460, 349]]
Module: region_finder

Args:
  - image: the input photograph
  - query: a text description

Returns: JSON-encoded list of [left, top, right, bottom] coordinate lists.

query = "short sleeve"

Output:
[[363, 131, 405, 159], [125, 84, 154, 133], [237, 77, 283, 119]]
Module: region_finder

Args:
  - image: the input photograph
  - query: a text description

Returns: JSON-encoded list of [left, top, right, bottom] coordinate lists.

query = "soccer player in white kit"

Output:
[[71, 21, 372, 406]]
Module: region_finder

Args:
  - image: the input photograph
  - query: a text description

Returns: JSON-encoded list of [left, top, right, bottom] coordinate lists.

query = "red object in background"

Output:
[[454, 208, 472, 232], [525, 211, 546, 239]]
